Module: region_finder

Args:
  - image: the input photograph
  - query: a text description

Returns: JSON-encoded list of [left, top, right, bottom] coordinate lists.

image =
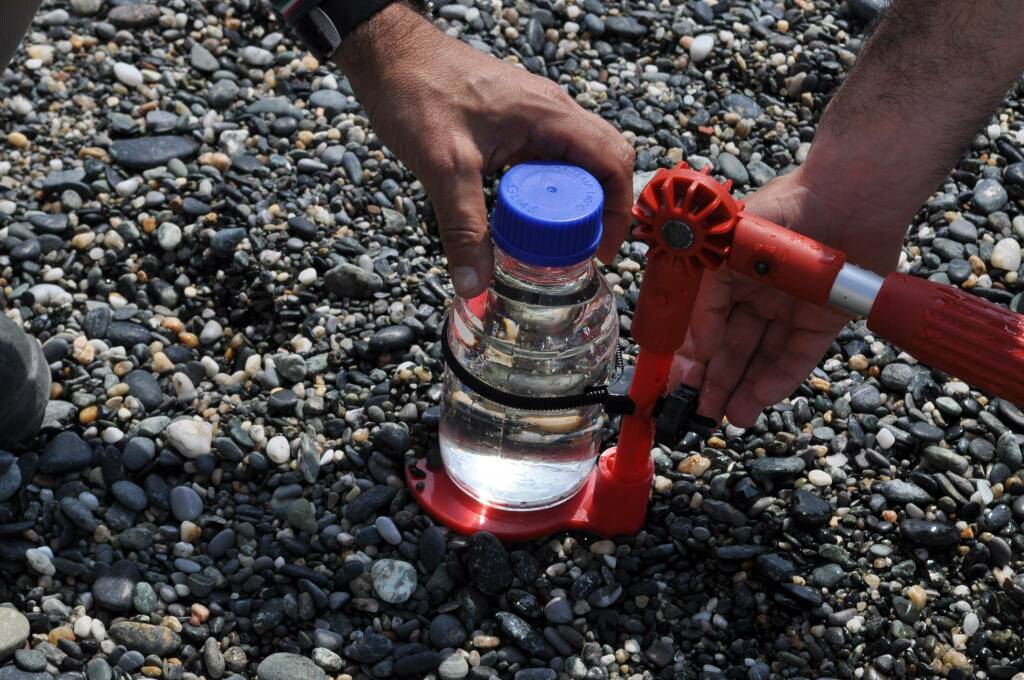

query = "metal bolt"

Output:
[[661, 220, 694, 250]]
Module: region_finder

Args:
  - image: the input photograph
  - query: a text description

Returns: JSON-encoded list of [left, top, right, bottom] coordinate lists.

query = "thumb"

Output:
[[425, 166, 494, 298]]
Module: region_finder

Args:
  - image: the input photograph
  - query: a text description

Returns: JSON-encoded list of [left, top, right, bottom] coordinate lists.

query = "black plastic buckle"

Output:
[[654, 384, 717, 447]]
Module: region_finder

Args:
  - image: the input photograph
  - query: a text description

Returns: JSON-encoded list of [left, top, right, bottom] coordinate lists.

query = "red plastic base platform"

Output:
[[405, 447, 653, 542]]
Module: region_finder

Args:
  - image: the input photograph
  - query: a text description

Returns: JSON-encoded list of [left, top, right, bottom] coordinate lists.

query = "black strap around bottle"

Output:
[[440, 317, 635, 416]]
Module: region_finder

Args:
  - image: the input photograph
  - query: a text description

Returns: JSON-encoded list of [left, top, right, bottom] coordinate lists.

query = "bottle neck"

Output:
[[493, 247, 594, 291]]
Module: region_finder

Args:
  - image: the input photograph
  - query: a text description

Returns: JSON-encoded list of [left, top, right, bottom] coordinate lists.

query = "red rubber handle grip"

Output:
[[867, 273, 1024, 405]]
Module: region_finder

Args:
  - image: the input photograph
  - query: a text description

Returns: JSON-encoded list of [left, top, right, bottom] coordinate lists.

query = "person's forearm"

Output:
[[0, 0, 44, 72], [801, 0, 1024, 229], [331, 3, 437, 106]]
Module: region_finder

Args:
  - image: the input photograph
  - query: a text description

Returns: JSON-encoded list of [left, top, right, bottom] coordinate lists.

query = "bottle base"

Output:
[[439, 435, 595, 512]]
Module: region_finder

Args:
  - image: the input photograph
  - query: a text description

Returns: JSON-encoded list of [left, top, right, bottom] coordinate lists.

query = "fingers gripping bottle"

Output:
[[439, 162, 619, 511]]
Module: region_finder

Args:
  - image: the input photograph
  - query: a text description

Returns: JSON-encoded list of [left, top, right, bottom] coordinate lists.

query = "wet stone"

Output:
[[900, 519, 958, 547], [369, 325, 415, 353], [748, 456, 805, 481], [755, 554, 796, 583], [791, 489, 832, 528], [495, 612, 545, 656]]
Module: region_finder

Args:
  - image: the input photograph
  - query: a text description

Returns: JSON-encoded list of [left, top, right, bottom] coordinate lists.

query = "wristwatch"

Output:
[[272, 0, 429, 60]]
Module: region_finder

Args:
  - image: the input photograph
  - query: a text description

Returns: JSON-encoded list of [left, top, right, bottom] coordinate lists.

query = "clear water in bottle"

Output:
[[439, 162, 619, 511]]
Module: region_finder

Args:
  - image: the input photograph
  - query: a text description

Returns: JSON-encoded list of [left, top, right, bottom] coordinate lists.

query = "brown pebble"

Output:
[[198, 152, 231, 173], [48, 626, 76, 644], [907, 584, 928, 609]]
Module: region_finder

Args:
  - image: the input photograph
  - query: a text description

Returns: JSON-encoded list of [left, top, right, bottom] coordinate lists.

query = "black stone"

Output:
[[123, 370, 164, 411], [900, 519, 958, 547], [791, 489, 832, 528], [495, 612, 546, 656], [38, 432, 93, 474], [109, 136, 201, 170], [343, 485, 397, 523], [368, 325, 415, 353], [467, 532, 514, 595], [93, 559, 141, 611], [345, 631, 393, 663], [106, 322, 151, 348]]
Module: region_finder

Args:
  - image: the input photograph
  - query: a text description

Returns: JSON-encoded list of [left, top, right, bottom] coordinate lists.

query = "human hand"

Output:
[[670, 165, 908, 428], [336, 4, 635, 297]]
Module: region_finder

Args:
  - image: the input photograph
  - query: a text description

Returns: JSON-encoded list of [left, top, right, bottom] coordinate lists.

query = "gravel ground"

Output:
[[2, 1, 1024, 679]]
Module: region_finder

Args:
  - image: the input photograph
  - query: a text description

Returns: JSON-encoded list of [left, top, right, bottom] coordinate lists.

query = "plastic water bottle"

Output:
[[439, 162, 619, 511]]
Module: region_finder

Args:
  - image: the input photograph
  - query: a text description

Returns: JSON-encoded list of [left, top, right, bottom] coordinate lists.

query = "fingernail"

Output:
[[451, 267, 479, 296]]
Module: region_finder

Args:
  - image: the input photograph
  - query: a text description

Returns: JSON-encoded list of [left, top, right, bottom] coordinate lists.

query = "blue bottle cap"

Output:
[[491, 162, 604, 267]]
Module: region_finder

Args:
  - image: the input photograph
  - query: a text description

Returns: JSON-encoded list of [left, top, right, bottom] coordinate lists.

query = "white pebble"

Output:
[[243, 46, 274, 66], [26, 547, 55, 575], [991, 238, 1021, 272], [29, 283, 73, 307], [963, 612, 980, 636], [101, 427, 124, 443], [157, 222, 182, 251], [690, 34, 715, 63], [971, 480, 994, 506], [808, 469, 832, 487], [74, 615, 93, 639], [298, 268, 317, 285], [200, 320, 223, 344], [113, 62, 144, 87], [266, 435, 291, 464], [877, 428, 895, 450], [115, 177, 141, 197], [165, 419, 213, 458], [200, 356, 219, 377]]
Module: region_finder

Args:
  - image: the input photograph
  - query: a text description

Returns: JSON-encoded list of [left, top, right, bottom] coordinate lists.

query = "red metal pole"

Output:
[[611, 349, 674, 481]]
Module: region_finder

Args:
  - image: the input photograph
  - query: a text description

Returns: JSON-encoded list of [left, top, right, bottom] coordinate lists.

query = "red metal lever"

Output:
[[868, 274, 1024, 404]]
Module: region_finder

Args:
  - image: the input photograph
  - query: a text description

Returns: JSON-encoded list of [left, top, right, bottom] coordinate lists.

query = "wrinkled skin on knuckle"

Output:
[[439, 220, 486, 252]]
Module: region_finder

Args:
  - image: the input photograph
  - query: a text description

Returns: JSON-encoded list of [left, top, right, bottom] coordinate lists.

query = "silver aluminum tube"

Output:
[[828, 264, 884, 317]]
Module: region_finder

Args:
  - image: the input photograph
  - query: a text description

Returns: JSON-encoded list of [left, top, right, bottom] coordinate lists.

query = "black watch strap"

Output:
[[273, 0, 428, 60]]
